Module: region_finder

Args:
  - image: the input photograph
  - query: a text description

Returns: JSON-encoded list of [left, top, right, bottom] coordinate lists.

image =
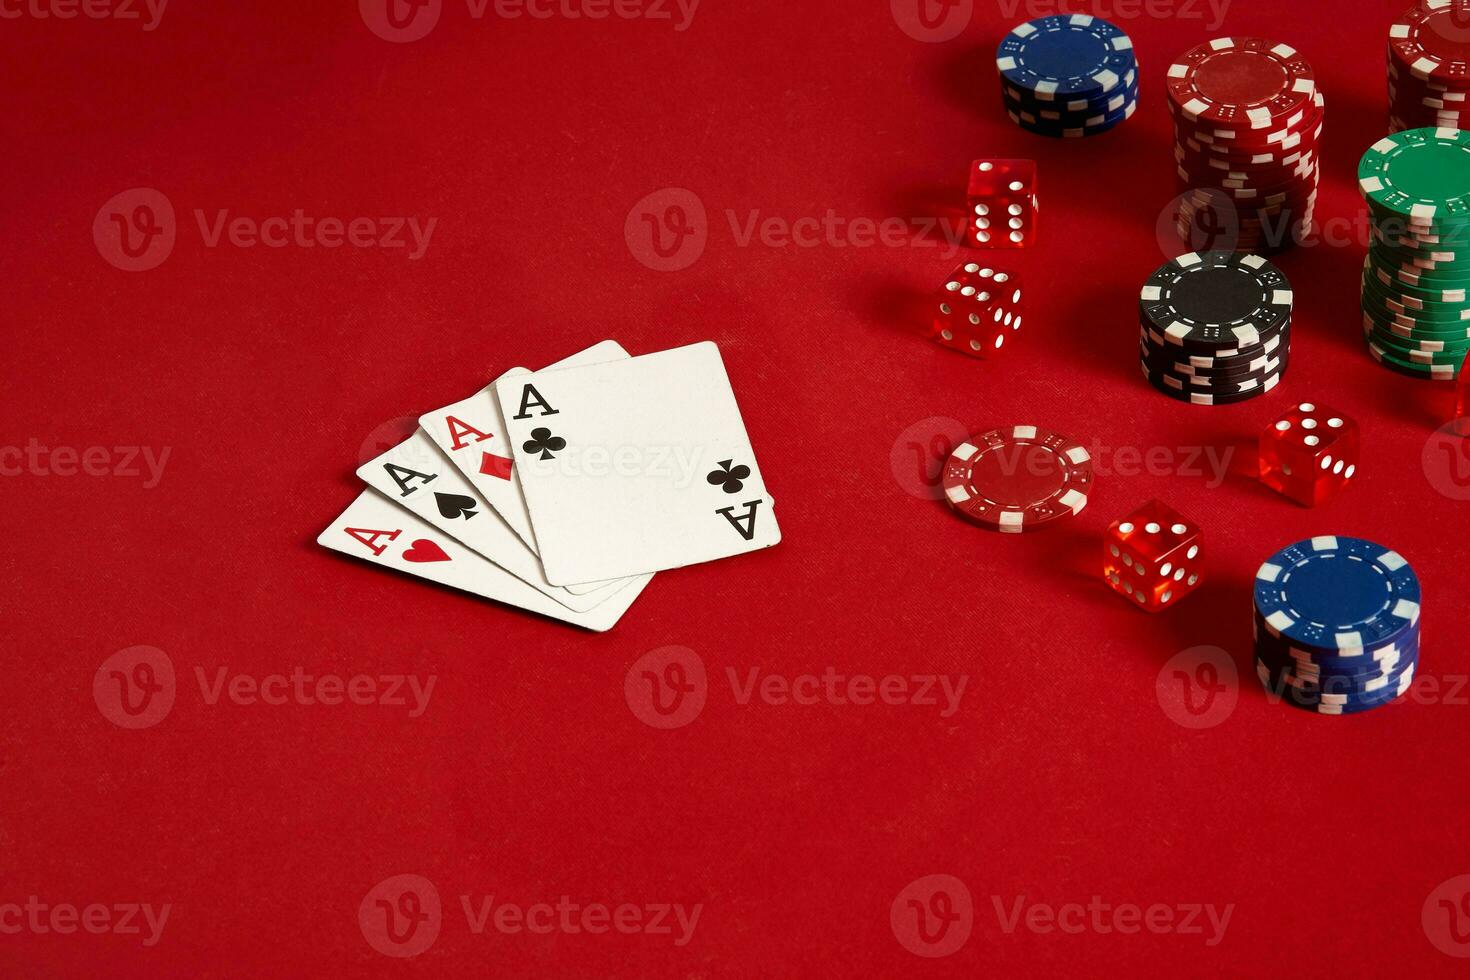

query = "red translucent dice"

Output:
[[1258, 401, 1359, 506], [1103, 500, 1203, 612], [930, 262, 1023, 359], [966, 159, 1037, 248]]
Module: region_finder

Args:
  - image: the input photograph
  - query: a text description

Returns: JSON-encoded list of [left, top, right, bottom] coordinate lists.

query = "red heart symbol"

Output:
[[402, 539, 451, 563]]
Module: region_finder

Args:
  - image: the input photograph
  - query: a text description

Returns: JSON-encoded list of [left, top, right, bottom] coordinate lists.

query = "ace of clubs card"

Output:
[[496, 341, 780, 585]]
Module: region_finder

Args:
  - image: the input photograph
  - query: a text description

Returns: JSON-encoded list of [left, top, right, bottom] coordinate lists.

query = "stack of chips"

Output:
[[1138, 251, 1293, 405], [1358, 127, 1470, 380], [995, 15, 1139, 139], [1166, 38, 1323, 253], [1254, 537, 1422, 716], [1387, 1, 1470, 134]]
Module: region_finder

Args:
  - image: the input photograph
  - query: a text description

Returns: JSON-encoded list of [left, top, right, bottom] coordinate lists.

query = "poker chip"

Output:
[[941, 425, 1093, 533], [1137, 251, 1294, 395], [1140, 364, 1283, 405], [996, 16, 1139, 138], [1167, 39, 1321, 252], [1358, 127, 1470, 378], [1388, 1, 1470, 131], [1252, 536, 1423, 715]]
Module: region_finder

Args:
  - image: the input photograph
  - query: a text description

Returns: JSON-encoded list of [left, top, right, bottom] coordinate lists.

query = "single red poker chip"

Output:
[[941, 425, 1093, 533], [1390, 1, 1470, 85], [1166, 38, 1316, 129]]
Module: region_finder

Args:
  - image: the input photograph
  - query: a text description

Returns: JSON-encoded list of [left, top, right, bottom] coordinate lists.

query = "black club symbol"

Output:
[[706, 459, 750, 494], [523, 427, 566, 460]]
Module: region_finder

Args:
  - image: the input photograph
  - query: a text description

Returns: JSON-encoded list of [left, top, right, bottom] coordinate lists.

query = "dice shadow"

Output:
[[859, 274, 938, 341], [887, 179, 964, 234], [1366, 371, 1458, 429], [1145, 571, 1258, 674]]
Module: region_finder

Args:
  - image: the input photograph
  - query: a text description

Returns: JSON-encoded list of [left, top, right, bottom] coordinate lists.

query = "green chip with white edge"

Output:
[[1360, 128, 1470, 221], [1366, 340, 1462, 379]]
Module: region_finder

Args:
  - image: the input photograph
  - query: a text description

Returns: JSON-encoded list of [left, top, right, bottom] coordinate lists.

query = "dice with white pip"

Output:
[[967, 159, 1037, 248]]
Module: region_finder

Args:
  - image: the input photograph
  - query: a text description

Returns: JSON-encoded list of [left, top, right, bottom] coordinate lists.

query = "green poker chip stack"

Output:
[[1357, 127, 1470, 380]]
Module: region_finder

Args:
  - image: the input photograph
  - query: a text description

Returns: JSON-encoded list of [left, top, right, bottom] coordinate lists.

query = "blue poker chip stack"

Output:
[[1253, 537, 1422, 716], [995, 15, 1139, 139]]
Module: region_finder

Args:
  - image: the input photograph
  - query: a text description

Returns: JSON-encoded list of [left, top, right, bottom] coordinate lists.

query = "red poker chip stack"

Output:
[[1165, 38, 1323, 254], [1387, 1, 1470, 133]]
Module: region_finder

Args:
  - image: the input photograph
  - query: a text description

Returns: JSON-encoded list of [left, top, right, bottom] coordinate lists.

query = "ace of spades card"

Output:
[[496, 341, 780, 585]]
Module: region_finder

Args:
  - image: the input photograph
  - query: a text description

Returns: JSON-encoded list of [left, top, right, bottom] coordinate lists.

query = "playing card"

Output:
[[418, 341, 629, 560], [317, 490, 649, 631], [355, 431, 637, 613], [496, 341, 780, 585]]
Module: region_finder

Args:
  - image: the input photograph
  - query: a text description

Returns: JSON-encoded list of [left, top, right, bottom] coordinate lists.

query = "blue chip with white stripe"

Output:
[[995, 15, 1137, 101], [1254, 536, 1421, 653]]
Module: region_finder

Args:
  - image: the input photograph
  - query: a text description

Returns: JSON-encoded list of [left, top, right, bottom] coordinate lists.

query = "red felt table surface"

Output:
[[5, 1, 1470, 976]]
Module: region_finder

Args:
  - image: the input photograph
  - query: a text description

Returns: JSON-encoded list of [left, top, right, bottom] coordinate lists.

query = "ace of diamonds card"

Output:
[[496, 342, 780, 585]]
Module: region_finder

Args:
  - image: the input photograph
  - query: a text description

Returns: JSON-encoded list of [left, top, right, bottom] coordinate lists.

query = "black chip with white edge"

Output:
[[1139, 250, 1294, 350], [1139, 321, 1288, 365]]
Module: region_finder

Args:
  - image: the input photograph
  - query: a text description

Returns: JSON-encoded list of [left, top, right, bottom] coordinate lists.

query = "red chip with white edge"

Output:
[[1166, 38, 1316, 129], [1391, 2, 1470, 84], [941, 425, 1093, 533]]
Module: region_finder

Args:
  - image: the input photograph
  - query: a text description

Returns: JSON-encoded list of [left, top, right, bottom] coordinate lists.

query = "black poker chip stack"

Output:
[[1138, 251, 1294, 405]]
